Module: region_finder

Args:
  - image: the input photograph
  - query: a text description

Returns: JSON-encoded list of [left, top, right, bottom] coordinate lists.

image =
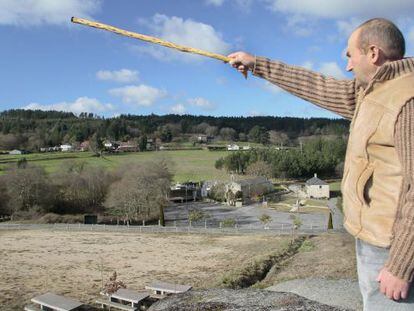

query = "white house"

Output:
[[60, 144, 73, 152], [227, 144, 240, 151], [305, 173, 330, 199], [9, 149, 23, 155], [225, 177, 274, 206]]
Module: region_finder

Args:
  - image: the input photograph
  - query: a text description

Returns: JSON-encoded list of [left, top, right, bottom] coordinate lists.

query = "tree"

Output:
[[246, 160, 273, 178], [52, 163, 110, 214], [4, 165, 55, 216], [328, 212, 334, 230], [89, 132, 104, 156], [0, 176, 10, 215], [259, 214, 272, 228], [138, 135, 147, 151], [105, 160, 172, 225], [248, 126, 270, 145], [269, 130, 289, 146], [219, 127, 237, 141], [159, 126, 173, 142]]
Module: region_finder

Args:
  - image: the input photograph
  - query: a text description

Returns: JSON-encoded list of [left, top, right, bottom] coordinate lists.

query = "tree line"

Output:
[[215, 137, 347, 179], [0, 159, 172, 224], [0, 109, 350, 151]]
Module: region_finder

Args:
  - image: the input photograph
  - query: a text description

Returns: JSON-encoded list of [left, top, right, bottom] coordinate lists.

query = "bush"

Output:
[[222, 218, 236, 228], [208, 183, 226, 202], [188, 210, 205, 222], [298, 239, 315, 252]]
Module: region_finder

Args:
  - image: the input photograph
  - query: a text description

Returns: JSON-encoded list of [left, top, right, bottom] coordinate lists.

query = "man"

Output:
[[228, 18, 414, 310]]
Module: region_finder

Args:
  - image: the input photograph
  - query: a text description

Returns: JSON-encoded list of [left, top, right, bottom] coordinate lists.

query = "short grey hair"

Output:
[[357, 18, 405, 60]]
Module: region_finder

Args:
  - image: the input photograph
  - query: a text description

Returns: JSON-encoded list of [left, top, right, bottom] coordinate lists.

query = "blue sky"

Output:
[[1, 0, 414, 119]]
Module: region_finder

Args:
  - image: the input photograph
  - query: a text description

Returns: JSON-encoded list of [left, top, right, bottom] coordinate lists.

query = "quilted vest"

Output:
[[341, 72, 414, 247]]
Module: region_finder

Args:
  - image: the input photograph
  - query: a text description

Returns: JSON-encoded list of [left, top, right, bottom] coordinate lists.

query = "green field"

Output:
[[0, 150, 230, 182]]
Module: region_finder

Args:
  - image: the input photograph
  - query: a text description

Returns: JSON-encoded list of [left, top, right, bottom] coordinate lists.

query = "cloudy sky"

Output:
[[1, 0, 414, 118]]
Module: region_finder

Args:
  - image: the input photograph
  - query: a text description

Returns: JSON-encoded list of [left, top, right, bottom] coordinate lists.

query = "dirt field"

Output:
[[0, 229, 291, 309]]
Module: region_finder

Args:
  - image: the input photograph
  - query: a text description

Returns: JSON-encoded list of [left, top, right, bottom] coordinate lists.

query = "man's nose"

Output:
[[346, 59, 353, 72]]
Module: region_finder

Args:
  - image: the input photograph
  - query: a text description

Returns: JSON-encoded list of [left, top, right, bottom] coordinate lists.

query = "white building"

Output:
[[227, 144, 240, 151], [305, 173, 330, 199], [9, 149, 23, 155], [60, 144, 73, 152]]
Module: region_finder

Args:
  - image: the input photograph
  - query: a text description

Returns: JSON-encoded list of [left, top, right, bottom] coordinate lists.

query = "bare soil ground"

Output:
[[0, 229, 291, 309]]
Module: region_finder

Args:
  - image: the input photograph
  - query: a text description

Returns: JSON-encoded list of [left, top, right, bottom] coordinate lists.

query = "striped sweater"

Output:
[[253, 56, 414, 282]]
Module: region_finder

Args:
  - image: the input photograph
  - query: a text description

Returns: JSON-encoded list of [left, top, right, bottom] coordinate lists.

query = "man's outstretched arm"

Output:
[[228, 51, 357, 120]]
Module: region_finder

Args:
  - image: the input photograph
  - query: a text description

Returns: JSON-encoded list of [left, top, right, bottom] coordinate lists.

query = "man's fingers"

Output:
[[227, 52, 240, 58], [393, 290, 401, 301], [386, 287, 394, 300], [401, 289, 408, 300]]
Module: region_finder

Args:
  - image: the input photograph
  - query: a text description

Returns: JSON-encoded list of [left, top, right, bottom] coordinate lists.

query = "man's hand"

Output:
[[376, 267, 410, 300], [227, 51, 255, 76]]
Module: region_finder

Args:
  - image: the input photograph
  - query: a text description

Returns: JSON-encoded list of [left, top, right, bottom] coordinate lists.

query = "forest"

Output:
[[0, 109, 350, 151]]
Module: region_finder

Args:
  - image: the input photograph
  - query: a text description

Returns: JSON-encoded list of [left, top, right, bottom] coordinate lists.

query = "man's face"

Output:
[[346, 28, 374, 87]]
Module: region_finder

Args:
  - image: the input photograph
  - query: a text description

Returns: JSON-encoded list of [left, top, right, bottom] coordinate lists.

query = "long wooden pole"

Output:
[[71, 17, 231, 63]]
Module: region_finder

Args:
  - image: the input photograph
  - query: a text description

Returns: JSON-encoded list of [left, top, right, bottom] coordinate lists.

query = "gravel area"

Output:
[[266, 278, 362, 311]]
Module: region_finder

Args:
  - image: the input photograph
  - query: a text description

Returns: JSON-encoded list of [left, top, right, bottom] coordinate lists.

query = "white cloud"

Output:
[[285, 14, 316, 37], [336, 17, 364, 37], [135, 14, 230, 62], [96, 69, 139, 83], [188, 97, 216, 111], [109, 84, 167, 107], [265, 1, 414, 39], [205, 0, 225, 6], [0, 0, 101, 27], [319, 62, 347, 79], [265, 0, 414, 19], [23, 97, 114, 114], [170, 103, 186, 114]]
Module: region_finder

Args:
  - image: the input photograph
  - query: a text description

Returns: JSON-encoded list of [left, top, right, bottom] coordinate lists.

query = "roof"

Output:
[[235, 177, 270, 186], [111, 289, 149, 303], [145, 281, 192, 293], [31, 292, 82, 311], [306, 176, 328, 186]]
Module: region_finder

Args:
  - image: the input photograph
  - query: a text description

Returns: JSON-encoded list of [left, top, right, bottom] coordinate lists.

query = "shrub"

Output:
[[222, 218, 236, 228]]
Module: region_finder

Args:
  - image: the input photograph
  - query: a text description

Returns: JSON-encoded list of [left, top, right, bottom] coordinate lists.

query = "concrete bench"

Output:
[[95, 298, 136, 311], [29, 292, 83, 311], [24, 305, 42, 311]]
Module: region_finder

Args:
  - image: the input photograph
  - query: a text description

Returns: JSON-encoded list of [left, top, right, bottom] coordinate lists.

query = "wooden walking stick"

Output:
[[71, 17, 247, 77]]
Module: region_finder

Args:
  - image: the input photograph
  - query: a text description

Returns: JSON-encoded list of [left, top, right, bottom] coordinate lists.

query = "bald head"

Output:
[[356, 18, 405, 61]]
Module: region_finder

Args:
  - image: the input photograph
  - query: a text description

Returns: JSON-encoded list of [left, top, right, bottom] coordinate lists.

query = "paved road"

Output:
[[267, 278, 362, 311], [165, 201, 329, 230]]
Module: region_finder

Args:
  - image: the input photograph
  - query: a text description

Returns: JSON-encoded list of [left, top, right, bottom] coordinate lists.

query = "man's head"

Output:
[[346, 18, 405, 87]]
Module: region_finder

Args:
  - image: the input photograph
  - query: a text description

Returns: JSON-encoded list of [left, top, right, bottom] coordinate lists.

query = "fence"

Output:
[[0, 222, 335, 235]]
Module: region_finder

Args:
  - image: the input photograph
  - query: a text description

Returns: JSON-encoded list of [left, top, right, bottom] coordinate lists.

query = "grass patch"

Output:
[[0, 150, 229, 182], [298, 239, 315, 252]]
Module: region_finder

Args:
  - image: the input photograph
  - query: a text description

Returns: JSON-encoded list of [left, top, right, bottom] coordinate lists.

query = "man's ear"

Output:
[[369, 45, 381, 64]]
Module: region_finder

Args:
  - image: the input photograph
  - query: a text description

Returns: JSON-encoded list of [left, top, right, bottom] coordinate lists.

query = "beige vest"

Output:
[[342, 73, 414, 247]]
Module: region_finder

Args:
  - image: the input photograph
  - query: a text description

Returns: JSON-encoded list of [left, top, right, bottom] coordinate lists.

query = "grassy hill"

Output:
[[0, 150, 230, 182]]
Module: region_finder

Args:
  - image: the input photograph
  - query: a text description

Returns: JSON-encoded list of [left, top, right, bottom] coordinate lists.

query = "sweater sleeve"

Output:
[[385, 99, 414, 282], [253, 56, 357, 120]]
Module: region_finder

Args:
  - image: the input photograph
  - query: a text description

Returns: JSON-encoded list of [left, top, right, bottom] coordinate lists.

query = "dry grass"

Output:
[[0, 229, 290, 309], [259, 232, 357, 286]]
